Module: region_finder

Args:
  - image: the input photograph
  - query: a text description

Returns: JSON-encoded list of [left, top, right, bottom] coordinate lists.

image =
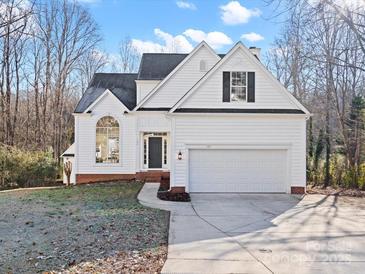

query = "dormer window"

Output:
[[231, 71, 247, 102], [200, 60, 207, 71]]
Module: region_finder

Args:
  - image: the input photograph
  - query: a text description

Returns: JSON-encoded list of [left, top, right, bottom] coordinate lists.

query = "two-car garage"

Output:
[[189, 149, 288, 193]]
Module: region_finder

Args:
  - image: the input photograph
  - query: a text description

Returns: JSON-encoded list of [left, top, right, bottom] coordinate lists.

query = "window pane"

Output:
[[232, 77, 239, 86], [231, 72, 246, 86], [96, 117, 119, 164], [96, 128, 108, 163], [231, 87, 246, 102], [237, 72, 246, 86]]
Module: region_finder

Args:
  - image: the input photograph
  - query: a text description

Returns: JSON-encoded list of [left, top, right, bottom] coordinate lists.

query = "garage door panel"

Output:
[[189, 149, 287, 193]]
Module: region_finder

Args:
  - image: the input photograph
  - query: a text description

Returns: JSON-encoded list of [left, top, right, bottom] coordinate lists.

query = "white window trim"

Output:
[[230, 71, 247, 103]]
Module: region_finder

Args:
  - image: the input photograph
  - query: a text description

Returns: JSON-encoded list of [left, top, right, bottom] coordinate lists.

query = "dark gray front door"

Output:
[[148, 137, 162, 168]]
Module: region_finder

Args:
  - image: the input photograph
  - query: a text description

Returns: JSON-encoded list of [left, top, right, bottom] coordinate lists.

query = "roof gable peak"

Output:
[[133, 41, 220, 110], [169, 42, 310, 114]]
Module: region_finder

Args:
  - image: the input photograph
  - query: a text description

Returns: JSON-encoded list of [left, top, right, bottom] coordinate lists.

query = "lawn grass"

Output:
[[0, 182, 169, 273]]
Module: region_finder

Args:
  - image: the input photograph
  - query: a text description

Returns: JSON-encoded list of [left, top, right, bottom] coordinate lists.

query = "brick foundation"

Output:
[[169, 186, 186, 194], [136, 171, 170, 182], [76, 171, 170, 184], [291, 186, 305, 194]]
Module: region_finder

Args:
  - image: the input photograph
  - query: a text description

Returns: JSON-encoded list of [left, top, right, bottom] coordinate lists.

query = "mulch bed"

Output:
[[307, 185, 365, 197], [157, 184, 191, 202]]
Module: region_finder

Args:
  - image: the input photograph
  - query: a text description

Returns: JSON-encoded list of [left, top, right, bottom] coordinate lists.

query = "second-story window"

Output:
[[231, 72, 247, 102]]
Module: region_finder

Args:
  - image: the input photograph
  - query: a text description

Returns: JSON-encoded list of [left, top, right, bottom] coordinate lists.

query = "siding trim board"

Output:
[[174, 108, 305, 114]]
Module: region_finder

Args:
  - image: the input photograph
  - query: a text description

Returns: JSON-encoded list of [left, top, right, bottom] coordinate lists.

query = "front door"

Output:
[[148, 137, 162, 168]]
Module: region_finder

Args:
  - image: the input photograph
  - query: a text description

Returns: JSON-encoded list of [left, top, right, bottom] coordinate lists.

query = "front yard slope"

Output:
[[0, 182, 169, 273]]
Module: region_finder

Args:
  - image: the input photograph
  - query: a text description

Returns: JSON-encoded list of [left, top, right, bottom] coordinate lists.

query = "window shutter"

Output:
[[223, 71, 230, 102], [247, 72, 255, 103]]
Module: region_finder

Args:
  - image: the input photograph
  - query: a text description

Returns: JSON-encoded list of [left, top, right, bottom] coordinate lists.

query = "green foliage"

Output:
[[307, 128, 326, 185], [307, 96, 365, 189], [309, 155, 365, 189], [359, 164, 365, 190], [0, 145, 58, 189]]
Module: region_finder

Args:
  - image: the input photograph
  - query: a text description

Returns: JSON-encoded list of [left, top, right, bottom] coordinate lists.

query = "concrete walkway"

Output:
[[138, 184, 365, 274]]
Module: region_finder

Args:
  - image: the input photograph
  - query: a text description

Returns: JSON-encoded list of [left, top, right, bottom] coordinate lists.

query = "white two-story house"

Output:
[[64, 41, 310, 194]]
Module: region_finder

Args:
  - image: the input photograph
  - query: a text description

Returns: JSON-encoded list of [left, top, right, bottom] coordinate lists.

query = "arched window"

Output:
[[96, 116, 119, 163], [200, 60, 206, 71]]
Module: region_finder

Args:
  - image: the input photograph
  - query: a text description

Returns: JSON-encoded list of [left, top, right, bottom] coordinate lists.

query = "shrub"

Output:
[[308, 154, 365, 190], [0, 145, 58, 189], [359, 164, 365, 190]]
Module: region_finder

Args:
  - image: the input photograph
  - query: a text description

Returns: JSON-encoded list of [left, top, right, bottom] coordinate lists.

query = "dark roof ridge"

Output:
[[93, 72, 138, 75], [141, 52, 188, 55]]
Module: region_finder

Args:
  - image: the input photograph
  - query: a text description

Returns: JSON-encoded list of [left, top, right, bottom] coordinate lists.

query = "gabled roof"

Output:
[[74, 73, 138, 113], [137, 53, 188, 80], [134, 41, 221, 110], [170, 42, 310, 114], [137, 53, 226, 80]]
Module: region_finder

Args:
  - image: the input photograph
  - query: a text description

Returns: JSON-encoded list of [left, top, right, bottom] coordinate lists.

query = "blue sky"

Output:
[[80, 0, 285, 59]]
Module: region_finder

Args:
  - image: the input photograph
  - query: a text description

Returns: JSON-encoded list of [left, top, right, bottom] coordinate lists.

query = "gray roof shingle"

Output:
[[137, 53, 188, 80], [74, 73, 138, 113], [137, 53, 225, 80], [74, 53, 225, 113]]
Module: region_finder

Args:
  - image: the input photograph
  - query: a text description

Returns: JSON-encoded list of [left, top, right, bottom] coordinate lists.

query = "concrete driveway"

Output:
[[159, 193, 365, 274]]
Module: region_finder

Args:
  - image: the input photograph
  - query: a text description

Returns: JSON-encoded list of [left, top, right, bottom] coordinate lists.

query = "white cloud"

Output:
[[220, 1, 261, 25], [241, 32, 264, 42], [176, 1, 196, 10], [131, 28, 234, 54], [132, 28, 194, 54], [183, 29, 233, 49]]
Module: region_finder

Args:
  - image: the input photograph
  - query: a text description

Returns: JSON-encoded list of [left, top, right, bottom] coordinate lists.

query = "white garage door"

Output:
[[189, 149, 287, 193]]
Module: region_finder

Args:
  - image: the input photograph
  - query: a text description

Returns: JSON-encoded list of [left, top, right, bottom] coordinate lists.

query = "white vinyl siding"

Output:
[[75, 94, 174, 175], [171, 115, 306, 193], [76, 92, 136, 174], [136, 80, 161, 104], [180, 48, 298, 109], [143, 45, 219, 108]]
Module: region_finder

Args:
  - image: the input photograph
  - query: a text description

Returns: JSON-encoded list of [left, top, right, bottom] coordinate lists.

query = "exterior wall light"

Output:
[[178, 151, 182, 160]]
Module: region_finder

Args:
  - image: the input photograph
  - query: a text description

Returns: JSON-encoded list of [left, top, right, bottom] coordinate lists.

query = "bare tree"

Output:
[[266, 0, 365, 188], [116, 36, 140, 73], [0, 0, 102, 158], [77, 49, 107, 93]]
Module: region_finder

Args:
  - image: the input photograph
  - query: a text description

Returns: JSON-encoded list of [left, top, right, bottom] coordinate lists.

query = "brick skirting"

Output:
[[76, 171, 170, 184], [291, 186, 306, 194], [169, 186, 186, 194]]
